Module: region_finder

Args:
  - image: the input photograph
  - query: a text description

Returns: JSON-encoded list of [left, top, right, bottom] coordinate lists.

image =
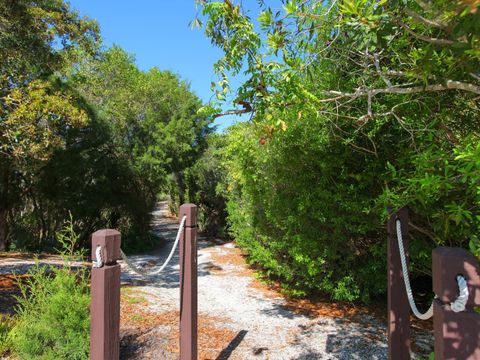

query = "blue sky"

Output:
[[68, 1, 278, 131]]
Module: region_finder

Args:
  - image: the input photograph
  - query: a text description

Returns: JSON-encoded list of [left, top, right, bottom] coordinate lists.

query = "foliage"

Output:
[[185, 134, 228, 237], [0, 0, 99, 89], [198, 0, 480, 301], [2, 80, 89, 162], [55, 213, 86, 260], [221, 119, 386, 301], [0, 315, 14, 356], [69, 46, 212, 246], [1, 0, 212, 252], [9, 222, 90, 359], [0, 0, 99, 251], [198, 0, 480, 122], [10, 265, 90, 359]]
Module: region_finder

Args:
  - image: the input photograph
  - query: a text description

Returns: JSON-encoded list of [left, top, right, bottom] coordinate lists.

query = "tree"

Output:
[[198, 0, 479, 121], [0, 1, 212, 252], [70, 46, 212, 219], [196, 0, 480, 300], [0, 0, 99, 250]]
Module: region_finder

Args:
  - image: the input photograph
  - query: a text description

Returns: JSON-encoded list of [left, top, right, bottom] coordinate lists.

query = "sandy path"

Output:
[[119, 203, 433, 360]]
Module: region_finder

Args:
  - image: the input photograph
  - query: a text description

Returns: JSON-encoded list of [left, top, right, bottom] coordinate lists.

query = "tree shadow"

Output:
[[259, 302, 307, 320], [215, 330, 248, 360]]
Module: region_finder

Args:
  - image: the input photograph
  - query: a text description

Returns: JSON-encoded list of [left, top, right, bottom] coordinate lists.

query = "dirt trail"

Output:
[[119, 202, 433, 360]]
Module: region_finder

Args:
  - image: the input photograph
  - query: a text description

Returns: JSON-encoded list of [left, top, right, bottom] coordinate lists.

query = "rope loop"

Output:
[[451, 275, 469, 313], [395, 219, 469, 319], [120, 215, 187, 277], [395, 219, 434, 320], [92, 245, 104, 268]]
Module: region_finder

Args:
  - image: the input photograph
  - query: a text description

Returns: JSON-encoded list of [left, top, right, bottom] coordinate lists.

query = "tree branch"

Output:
[[398, 20, 467, 46], [213, 101, 253, 119], [374, 53, 392, 87], [404, 8, 449, 30], [409, 221, 437, 243], [323, 80, 480, 101]]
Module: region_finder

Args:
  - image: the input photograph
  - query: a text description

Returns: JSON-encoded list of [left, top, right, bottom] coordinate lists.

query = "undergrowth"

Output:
[[7, 217, 90, 359]]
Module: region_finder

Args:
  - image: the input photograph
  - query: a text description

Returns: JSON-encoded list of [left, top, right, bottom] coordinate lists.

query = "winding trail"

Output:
[[119, 202, 433, 360]]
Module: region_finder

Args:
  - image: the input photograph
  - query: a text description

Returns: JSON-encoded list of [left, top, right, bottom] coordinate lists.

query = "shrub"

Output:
[[185, 134, 229, 237], [10, 265, 90, 360], [9, 220, 90, 359], [220, 100, 480, 303], [0, 315, 14, 356], [221, 121, 386, 302]]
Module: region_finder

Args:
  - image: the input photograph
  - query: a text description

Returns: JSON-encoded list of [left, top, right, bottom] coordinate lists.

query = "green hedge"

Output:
[[219, 99, 479, 302]]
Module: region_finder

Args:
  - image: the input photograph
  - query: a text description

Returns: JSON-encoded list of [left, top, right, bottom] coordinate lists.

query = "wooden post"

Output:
[[387, 208, 411, 360], [432, 247, 480, 360], [90, 229, 121, 360], [179, 204, 198, 360]]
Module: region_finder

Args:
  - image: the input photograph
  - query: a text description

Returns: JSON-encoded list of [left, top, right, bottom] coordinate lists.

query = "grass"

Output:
[[0, 315, 14, 356], [121, 286, 148, 305], [131, 314, 146, 322]]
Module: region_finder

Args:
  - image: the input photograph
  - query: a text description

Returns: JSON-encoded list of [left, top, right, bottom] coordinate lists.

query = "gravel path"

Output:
[[119, 202, 434, 360]]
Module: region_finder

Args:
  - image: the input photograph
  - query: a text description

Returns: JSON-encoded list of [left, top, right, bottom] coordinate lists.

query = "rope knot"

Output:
[[450, 275, 469, 313], [93, 245, 104, 268]]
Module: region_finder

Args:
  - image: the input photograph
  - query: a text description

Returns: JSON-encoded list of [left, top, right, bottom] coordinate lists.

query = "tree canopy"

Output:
[[0, 0, 212, 251], [195, 0, 480, 300]]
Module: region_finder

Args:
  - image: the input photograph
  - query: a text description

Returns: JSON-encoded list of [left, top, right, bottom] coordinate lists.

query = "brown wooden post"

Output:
[[387, 208, 411, 360], [179, 204, 198, 360], [432, 247, 480, 360], [90, 229, 121, 360]]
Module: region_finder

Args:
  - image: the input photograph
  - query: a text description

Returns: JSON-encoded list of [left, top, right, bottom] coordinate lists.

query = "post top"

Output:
[[179, 203, 197, 227], [179, 203, 196, 209], [92, 229, 120, 237], [91, 229, 121, 264], [433, 246, 480, 306], [433, 246, 474, 259]]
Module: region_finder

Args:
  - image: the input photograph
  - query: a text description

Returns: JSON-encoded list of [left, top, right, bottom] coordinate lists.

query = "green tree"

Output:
[[70, 46, 212, 231], [1, 1, 212, 253], [197, 0, 480, 300], [0, 0, 99, 250]]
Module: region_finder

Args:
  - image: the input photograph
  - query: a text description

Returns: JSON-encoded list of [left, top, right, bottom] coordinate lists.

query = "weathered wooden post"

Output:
[[179, 204, 198, 360], [387, 208, 411, 360], [90, 229, 121, 360], [432, 247, 480, 360]]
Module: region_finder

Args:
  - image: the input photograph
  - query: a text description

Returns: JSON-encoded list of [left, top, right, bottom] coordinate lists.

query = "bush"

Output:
[[10, 265, 90, 360], [9, 221, 90, 359], [0, 315, 14, 356], [221, 120, 387, 302], [219, 97, 479, 303], [185, 134, 229, 238]]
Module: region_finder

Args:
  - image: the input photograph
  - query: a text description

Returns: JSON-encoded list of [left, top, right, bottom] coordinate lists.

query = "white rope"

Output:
[[395, 219, 469, 319], [120, 215, 187, 277], [92, 245, 103, 268], [450, 275, 469, 313], [396, 219, 434, 320]]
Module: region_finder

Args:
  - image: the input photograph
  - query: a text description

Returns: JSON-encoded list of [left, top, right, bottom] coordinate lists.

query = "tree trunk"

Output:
[[0, 161, 10, 252], [0, 208, 8, 251], [173, 171, 186, 206]]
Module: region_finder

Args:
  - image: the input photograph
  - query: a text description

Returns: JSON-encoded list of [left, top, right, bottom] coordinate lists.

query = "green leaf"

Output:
[[283, 0, 297, 15]]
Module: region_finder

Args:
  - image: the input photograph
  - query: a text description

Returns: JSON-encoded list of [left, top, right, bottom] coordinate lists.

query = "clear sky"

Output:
[[67, 0, 274, 131]]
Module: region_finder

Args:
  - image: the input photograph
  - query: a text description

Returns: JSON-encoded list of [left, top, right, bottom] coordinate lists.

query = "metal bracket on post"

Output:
[[90, 229, 121, 360], [387, 208, 411, 360], [179, 204, 198, 360]]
